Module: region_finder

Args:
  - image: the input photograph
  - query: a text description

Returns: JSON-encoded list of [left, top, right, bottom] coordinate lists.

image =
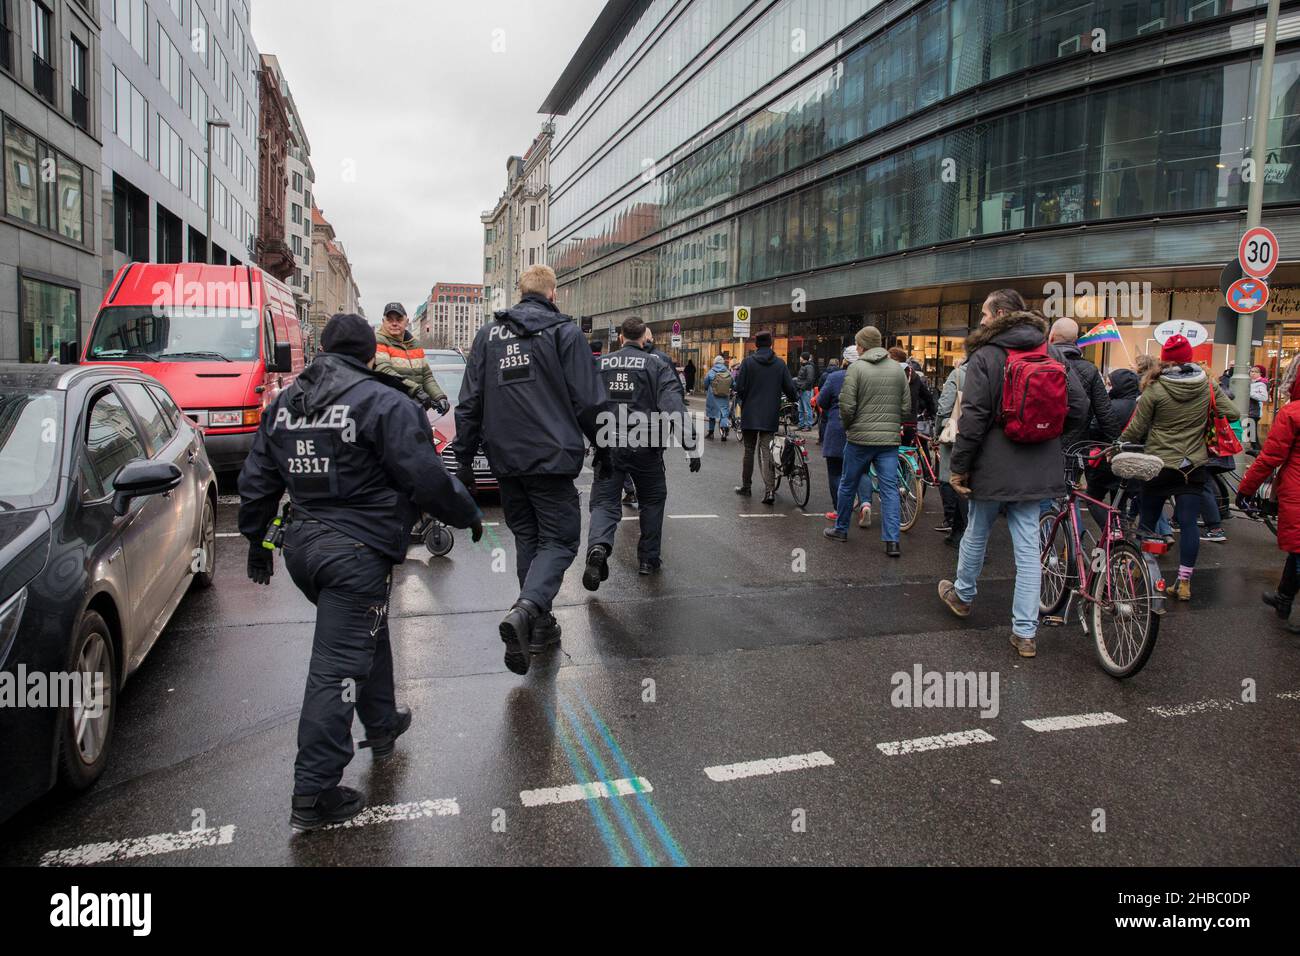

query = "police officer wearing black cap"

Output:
[[583, 317, 700, 589], [454, 265, 607, 676], [239, 312, 482, 831]]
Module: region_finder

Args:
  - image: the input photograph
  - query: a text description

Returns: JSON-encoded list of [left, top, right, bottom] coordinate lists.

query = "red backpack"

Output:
[[999, 342, 1068, 443]]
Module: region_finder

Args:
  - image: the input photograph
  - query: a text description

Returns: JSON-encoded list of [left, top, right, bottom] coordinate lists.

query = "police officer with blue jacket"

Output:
[[454, 265, 607, 676], [239, 312, 482, 831], [584, 317, 700, 590]]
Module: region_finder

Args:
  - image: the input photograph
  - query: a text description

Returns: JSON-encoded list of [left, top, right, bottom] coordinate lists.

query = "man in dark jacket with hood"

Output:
[[455, 265, 608, 676], [1049, 318, 1118, 449], [938, 298, 1070, 660], [734, 331, 799, 504], [239, 312, 482, 831], [1108, 368, 1141, 429]]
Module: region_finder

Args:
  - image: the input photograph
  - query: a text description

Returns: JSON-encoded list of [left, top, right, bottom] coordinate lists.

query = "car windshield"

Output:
[[87, 306, 261, 362], [0, 388, 64, 510], [431, 367, 464, 404]]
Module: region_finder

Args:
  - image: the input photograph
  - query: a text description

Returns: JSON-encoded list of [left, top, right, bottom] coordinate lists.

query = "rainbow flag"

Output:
[[1077, 317, 1123, 347]]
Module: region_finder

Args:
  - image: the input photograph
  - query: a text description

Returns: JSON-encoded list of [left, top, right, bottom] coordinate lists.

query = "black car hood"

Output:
[[0, 509, 51, 604]]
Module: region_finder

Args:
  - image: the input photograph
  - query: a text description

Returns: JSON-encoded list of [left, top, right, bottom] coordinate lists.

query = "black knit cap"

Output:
[[321, 313, 376, 364]]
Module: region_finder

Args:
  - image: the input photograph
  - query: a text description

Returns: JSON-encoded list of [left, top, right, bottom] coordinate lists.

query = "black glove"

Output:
[[688, 455, 702, 473], [470, 520, 484, 543], [247, 540, 274, 585], [433, 396, 450, 416], [456, 461, 477, 491], [592, 446, 613, 482], [419, 394, 435, 410]]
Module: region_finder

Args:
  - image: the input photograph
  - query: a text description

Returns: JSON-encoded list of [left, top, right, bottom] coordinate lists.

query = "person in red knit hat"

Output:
[[1119, 334, 1238, 601]]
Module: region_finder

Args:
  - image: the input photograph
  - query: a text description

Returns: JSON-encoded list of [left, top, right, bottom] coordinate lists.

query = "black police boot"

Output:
[[1262, 592, 1294, 620], [734, 485, 752, 496], [359, 705, 412, 760], [500, 599, 541, 676], [638, 560, 661, 576], [530, 613, 562, 653], [290, 786, 365, 832], [885, 541, 901, 558], [582, 546, 610, 592]]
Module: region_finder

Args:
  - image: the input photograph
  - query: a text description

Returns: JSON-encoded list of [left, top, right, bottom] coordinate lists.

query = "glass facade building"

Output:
[[544, 0, 1300, 418]]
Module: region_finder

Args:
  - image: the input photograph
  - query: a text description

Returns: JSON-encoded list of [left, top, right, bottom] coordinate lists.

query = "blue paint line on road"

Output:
[[559, 695, 658, 867], [543, 706, 630, 867], [573, 689, 689, 867]]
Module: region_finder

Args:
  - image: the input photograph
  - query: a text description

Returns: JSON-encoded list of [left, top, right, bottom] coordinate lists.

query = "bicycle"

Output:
[[1039, 442, 1168, 679], [895, 419, 941, 532], [770, 401, 812, 508]]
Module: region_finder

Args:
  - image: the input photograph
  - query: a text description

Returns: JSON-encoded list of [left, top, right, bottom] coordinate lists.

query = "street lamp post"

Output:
[[1234, 0, 1282, 417], [205, 118, 231, 265]]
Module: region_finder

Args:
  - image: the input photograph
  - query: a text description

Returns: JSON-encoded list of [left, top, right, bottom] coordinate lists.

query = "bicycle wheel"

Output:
[[897, 455, 922, 532], [1039, 507, 1072, 616], [789, 456, 811, 508], [1089, 541, 1161, 679]]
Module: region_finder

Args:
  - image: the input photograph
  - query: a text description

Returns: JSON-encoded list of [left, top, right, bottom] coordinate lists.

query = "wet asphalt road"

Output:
[[3, 417, 1298, 866]]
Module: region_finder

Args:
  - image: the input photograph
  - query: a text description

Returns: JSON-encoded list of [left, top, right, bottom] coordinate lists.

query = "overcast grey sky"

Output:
[[250, 0, 606, 317]]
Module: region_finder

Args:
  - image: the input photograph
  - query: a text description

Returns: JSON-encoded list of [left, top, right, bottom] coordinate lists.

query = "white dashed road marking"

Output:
[[877, 729, 995, 756], [1149, 698, 1240, 718], [520, 777, 652, 807], [40, 825, 236, 867], [325, 799, 460, 830], [668, 514, 719, 519], [738, 513, 787, 518], [703, 751, 834, 782], [1022, 712, 1127, 732]]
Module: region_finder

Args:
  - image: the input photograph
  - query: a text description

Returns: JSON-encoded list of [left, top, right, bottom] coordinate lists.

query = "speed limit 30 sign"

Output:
[[1239, 226, 1279, 280]]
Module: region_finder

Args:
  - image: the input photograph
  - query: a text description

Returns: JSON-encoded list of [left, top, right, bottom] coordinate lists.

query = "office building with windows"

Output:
[[99, 0, 259, 282], [1, 0, 102, 362], [480, 122, 552, 315], [266, 52, 313, 326], [544, 0, 1300, 428], [422, 281, 483, 351]]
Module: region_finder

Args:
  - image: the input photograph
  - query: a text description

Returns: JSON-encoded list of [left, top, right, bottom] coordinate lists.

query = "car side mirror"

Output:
[[267, 343, 293, 374], [112, 460, 183, 517]]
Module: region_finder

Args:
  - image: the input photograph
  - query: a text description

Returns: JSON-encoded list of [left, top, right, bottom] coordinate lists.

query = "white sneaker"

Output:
[[859, 504, 872, 529]]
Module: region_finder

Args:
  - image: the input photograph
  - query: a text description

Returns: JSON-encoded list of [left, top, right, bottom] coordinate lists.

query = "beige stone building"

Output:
[[308, 205, 361, 347]]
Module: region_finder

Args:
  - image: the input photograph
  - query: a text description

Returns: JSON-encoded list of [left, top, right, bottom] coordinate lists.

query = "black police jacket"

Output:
[[454, 293, 607, 478], [596, 342, 697, 459], [238, 352, 480, 562]]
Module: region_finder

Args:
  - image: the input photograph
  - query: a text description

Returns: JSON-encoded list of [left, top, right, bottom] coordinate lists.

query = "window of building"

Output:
[[167, 0, 182, 24], [113, 68, 149, 160], [188, 149, 205, 209], [292, 234, 301, 256], [189, 72, 207, 129], [113, 0, 148, 62], [157, 115, 182, 188], [189, 1, 208, 64], [292, 171, 303, 192], [214, 44, 228, 103], [19, 275, 78, 364], [158, 26, 183, 106], [216, 0, 229, 35], [291, 202, 302, 225]]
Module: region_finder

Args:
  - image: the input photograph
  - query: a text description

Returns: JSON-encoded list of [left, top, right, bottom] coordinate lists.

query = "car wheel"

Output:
[[193, 494, 217, 589], [56, 611, 118, 792]]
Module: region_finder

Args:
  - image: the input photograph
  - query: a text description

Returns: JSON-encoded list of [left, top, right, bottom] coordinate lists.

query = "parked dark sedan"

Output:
[[0, 364, 217, 824]]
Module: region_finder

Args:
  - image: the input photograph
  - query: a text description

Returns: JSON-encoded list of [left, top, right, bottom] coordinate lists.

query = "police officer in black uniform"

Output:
[[583, 317, 700, 590], [239, 313, 482, 831], [454, 265, 607, 676]]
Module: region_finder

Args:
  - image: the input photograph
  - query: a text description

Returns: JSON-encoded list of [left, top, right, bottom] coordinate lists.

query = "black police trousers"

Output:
[[283, 519, 398, 796], [497, 475, 581, 614], [588, 451, 668, 567]]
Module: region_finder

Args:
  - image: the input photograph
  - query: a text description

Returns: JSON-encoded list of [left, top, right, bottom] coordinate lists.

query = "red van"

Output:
[[82, 263, 304, 473]]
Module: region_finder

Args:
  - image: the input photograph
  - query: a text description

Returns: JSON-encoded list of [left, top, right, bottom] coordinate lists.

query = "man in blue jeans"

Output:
[[937, 292, 1069, 658], [823, 326, 910, 556], [796, 352, 817, 430]]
